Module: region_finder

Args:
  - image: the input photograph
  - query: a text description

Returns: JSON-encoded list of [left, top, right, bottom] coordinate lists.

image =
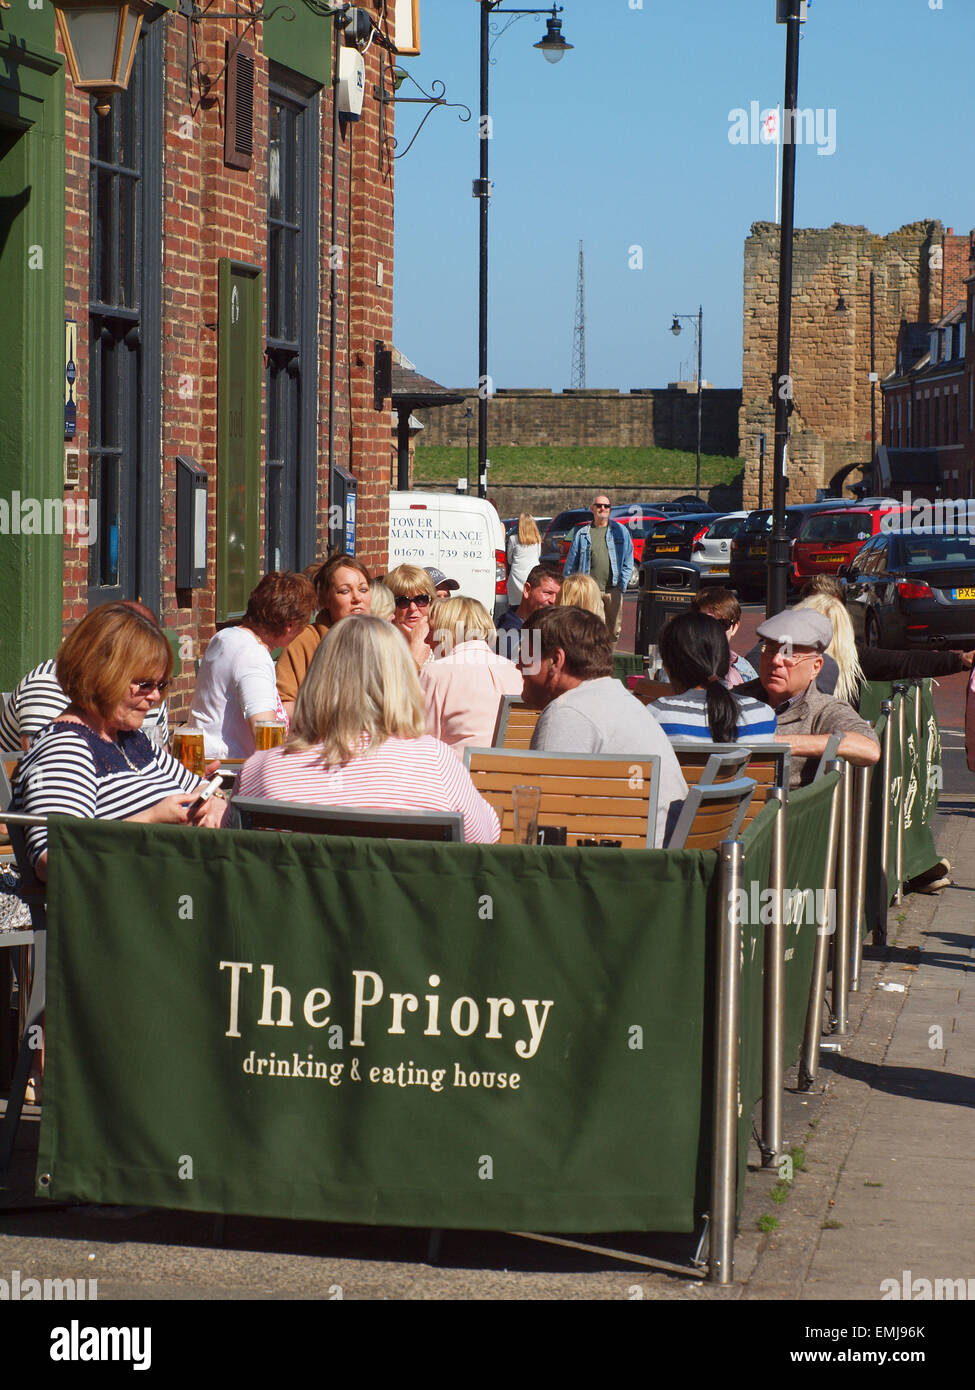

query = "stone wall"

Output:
[[416, 387, 742, 457], [411, 482, 744, 519], [739, 220, 968, 505]]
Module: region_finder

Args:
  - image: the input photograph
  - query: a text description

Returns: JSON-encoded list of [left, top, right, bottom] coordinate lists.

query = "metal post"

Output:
[[798, 762, 842, 1091], [831, 762, 852, 1037], [850, 763, 872, 992], [894, 690, 906, 905], [874, 700, 893, 948], [695, 306, 703, 499], [766, 0, 806, 617], [475, 1, 491, 499], [761, 788, 787, 1167], [709, 839, 742, 1285]]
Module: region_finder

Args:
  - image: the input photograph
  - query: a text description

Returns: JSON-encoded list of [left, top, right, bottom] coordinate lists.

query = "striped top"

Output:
[[650, 688, 778, 744], [234, 735, 500, 845], [0, 659, 168, 753], [13, 722, 202, 866]]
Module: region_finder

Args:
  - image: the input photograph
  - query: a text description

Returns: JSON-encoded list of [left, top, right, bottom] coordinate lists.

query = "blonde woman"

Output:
[[556, 572, 606, 620], [794, 592, 864, 705], [420, 596, 523, 754], [507, 513, 542, 606], [369, 579, 395, 621], [233, 615, 499, 843], [385, 563, 437, 671]]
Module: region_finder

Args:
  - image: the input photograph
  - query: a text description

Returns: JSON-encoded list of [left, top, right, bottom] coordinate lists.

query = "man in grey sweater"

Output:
[[520, 606, 687, 846]]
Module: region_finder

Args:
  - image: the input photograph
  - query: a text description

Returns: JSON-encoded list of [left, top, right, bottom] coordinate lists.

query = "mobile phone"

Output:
[[187, 773, 224, 814]]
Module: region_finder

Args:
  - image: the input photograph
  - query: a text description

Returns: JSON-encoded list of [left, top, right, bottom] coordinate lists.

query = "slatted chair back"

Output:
[[631, 679, 674, 705], [0, 753, 23, 813], [463, 748, 660, 848], [230, 798, 464, 842], [734, 743, 791, 828], [667, 778, 756, 851], [491, 696, 540, 749], [670, 741, 751, 787]]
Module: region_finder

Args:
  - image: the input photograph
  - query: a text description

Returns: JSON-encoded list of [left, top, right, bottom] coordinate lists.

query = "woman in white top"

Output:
[[506, 514, 542, 607], [188, 571, 316, 758], [421, 596, 523, 755]]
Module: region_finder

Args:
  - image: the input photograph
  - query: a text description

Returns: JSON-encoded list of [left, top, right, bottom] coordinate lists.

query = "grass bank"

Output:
[[413, 445, 744, 488]]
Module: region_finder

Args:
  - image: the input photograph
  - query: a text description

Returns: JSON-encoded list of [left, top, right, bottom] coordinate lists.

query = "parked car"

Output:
[[388, 491, 507, 619], [691, 510, 750, 582], [729, 501, 848, 598], [540, 509, 592, 567], [640, 512, 722, 565], [843, 528, 975, 649], [791, 504, 910, 585]]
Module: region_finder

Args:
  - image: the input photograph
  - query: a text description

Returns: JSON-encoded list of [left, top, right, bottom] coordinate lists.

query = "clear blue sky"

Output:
[[391, 0, 975, 395]]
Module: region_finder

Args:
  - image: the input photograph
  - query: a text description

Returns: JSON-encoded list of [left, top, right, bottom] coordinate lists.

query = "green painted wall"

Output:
[[0, 7, 65, 687]]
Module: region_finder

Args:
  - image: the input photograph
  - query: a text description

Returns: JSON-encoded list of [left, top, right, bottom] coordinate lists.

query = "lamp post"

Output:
[[474, 3, 573, 499], [767, 0, 808, 618], [671, 308, 704, 500]]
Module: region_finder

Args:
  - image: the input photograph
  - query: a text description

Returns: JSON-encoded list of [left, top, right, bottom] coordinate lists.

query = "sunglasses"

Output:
[[131, 678, 172, 694], [394, 594, 431, 609], [758, 642, 819, 668]]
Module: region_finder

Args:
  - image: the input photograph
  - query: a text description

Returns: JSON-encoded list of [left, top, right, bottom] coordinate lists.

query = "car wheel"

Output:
[[865, 611, 882, 649]]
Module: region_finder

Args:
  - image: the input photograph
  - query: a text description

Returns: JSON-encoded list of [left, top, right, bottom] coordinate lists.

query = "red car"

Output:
[[791, 505, 910, 585], [557, 506, 669, 571]]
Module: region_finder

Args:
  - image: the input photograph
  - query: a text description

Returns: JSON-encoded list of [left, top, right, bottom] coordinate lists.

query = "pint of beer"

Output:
[[254, 721, 286, 751], [172, 726, 206, 777]]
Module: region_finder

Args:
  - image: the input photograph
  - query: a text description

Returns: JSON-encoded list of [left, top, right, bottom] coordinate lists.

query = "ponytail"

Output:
[[659, 611, 741, 742]]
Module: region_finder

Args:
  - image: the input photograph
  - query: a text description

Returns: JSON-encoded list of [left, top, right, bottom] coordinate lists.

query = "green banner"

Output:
[[781, 776, 836, 1065], [858, 681, 941, 915], [40, 819, 737, 1234]]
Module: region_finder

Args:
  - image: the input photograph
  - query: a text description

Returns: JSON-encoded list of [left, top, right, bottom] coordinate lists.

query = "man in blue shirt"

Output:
[[563, 494, 634, 644]]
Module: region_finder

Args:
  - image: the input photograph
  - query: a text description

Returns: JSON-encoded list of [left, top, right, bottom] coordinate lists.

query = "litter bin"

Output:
[[635, 559, 700, 655]]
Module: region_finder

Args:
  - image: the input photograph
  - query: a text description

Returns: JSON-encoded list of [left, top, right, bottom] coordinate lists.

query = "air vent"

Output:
[[224, 40, 254, 171]]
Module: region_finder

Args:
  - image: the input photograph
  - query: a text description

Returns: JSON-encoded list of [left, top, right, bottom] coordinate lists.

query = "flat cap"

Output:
[[756, 608, 832, 653], [424, 567, 459, 591]]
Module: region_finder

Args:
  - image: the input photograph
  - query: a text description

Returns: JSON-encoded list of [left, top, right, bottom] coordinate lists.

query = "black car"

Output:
[[843, 528, 975, 648], [540, 508, 592, 567], [729, 501, 849, 597], [640, 512, 721, 565]]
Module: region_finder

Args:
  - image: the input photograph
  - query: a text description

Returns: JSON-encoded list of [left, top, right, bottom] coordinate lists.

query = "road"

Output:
[[619, 594, 972, 795]]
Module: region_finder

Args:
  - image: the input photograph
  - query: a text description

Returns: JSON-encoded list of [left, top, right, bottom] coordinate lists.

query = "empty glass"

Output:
[[512, 785, 542, 846]]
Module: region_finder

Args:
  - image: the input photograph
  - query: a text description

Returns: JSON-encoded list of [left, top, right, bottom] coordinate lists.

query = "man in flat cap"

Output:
[[738, 609, 880, 789]]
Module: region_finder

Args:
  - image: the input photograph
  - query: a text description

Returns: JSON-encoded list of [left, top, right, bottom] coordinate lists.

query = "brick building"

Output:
[[739, 220, 968, 507], [0, 1, 397, 703], [878, 234, 975, 499]]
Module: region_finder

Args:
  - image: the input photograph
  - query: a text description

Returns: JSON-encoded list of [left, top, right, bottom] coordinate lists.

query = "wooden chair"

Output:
[[631, 679, 674, 705], [667, 778, 755, 850], [0, 752, 23, 813], [463, 748, 660, 848], [230, 798, 464, 842], [735, 744, 791, 829], [491, 696, 540, 749], [670, 741, 751, 787]]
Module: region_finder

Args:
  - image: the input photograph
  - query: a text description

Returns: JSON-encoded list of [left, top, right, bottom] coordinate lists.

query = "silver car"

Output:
[[691, 511, 749, 582]]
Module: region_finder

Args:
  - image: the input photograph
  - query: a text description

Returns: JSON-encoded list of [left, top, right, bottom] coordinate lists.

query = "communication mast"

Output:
[[570, 240, 586, 389]]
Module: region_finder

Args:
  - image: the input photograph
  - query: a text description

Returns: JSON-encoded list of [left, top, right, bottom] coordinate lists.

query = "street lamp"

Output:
[[474, 3, 573, 498], [670, 307, 704, 501], [53, 0, 154, 116]]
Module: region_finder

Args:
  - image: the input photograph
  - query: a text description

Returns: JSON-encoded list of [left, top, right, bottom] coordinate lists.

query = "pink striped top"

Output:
[[234, 735, 500, 844]]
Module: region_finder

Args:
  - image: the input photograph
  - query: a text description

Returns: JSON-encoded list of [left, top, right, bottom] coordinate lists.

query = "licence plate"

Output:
[[749, 546, 765, 556], [815, 554, 846, 563], [952, 587, 975, 600], [709, 567, 729, 574], [655, 545, 680, 553]]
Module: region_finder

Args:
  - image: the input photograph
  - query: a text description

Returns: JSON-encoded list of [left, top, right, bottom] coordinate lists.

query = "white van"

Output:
[[387, 491, 507, 618]]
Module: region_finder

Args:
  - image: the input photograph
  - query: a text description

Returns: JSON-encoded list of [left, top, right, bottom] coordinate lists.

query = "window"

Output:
[[88, 20, 162, 607], [266, 74, 320, 573]]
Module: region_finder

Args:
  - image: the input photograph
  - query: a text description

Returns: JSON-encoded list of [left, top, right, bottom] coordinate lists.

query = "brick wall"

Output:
[[59, 7, 393, 717], [416, 387, 742, 458]]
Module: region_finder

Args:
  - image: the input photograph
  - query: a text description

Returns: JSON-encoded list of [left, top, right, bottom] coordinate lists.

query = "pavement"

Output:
[[1, 615, 973, 1305]]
